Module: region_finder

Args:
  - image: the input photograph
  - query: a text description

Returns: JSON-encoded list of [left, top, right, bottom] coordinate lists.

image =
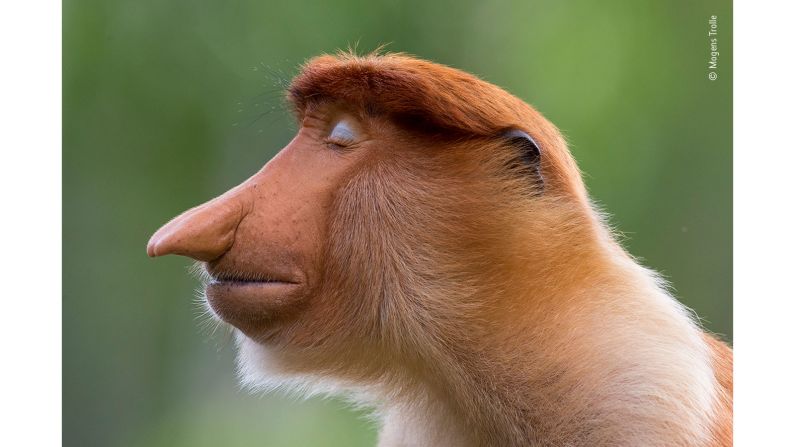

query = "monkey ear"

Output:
[[501, 129, 544, 191]]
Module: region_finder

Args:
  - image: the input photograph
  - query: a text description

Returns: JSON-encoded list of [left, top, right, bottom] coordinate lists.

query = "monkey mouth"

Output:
[[208, 272, 299, 286], [203, 271, 305, 334]]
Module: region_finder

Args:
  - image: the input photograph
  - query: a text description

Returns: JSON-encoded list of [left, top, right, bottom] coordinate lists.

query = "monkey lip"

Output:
[[204, 276, 305, 331], [209, 277, 298, 287]]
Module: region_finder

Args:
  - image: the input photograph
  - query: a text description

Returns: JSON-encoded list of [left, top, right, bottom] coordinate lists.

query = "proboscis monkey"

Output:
[[147, 52, 732, 446]]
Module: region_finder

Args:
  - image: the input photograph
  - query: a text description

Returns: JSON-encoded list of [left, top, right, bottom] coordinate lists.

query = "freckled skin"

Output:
[[148, 103, 373, 338]]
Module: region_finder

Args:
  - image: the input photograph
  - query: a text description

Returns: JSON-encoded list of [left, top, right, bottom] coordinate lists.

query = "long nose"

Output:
[[146, 190, 250, 262]]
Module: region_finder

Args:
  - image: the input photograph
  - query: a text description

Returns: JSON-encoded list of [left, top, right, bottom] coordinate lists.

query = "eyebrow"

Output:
[[289, 92, 382, 124], [286, 52, 534, 138]]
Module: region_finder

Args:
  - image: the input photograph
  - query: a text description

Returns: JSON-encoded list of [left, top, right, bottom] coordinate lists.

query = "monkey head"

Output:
[[147, 52, 592, 387]]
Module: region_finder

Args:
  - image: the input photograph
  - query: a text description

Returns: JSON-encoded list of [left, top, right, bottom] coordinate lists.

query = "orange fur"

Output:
[[705, 334, 733, 446], [288, 52, 587, 202], [149, 51, 732, 446]]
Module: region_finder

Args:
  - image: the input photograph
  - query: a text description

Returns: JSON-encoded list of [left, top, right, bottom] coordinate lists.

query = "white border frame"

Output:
[[735, 0, 795, 445], [0, 1, 62, 445], [1, 0, 794, 444]]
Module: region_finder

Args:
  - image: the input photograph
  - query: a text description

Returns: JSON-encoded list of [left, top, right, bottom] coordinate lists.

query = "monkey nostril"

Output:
[[146, 231, 180, 258], [146, 225, 174, 258], [146, 236, 159, 258]]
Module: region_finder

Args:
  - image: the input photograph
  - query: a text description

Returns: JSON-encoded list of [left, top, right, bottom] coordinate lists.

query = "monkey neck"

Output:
[[377, 203, 716, 446]]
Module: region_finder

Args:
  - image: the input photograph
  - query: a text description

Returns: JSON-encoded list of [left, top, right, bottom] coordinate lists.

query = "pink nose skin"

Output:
[[147, 194, 249, 262]]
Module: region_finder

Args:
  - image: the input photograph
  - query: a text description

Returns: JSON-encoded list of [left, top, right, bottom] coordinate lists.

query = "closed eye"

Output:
[[325, 119, 357, 149]]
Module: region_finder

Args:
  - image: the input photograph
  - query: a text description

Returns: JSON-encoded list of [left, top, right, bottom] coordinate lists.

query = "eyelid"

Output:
[[328, 120, 357, 145]]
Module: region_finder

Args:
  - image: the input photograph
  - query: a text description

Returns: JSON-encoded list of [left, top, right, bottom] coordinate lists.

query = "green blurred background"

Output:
[[64, 0, 732, 446]]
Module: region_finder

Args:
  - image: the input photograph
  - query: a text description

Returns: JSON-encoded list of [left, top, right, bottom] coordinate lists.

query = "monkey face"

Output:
[[147, 102, 372, 341], [148, 53, 582, 382]]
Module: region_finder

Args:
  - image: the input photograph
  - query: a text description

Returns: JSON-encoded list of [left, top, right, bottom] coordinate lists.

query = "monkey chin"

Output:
[[233, 332, 362, 400], [234, 334, 300, 393], [204, 280, 306, 340]]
